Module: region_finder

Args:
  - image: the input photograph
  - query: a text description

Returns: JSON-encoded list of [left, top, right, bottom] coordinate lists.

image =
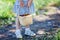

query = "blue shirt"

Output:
[[13, 0, 35, 15]]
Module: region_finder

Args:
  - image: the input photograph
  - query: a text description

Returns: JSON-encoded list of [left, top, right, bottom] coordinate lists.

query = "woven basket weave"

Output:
[[18, 15, 33, 26]]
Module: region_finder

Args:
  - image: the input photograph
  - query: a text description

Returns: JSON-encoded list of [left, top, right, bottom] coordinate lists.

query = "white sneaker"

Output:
[[15, 29, 22, 38], [25, 28, 36, 36]]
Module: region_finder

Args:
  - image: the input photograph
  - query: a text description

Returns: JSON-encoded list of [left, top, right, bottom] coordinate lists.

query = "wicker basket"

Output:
[[18, 15, 33, 26]]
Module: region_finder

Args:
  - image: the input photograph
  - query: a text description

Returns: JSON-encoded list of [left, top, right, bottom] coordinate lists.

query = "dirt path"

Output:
[[0, 6, 60, 40]]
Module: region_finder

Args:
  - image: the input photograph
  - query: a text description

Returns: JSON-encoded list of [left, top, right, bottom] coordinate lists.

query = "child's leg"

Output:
[[25, 23, 36, 36], [15, 17, 22, 38], [15, 17, 21, 29]]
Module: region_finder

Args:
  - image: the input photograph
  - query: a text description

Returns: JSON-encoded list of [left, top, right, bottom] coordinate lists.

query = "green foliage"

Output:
[[0, 0, 15, 26], [56, 30, 60, 40], [0, 0, 15, 19], [33, 0, 60, 10]]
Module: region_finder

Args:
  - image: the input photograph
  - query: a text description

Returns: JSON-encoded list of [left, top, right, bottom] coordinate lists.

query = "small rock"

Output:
[[37, 30, 46, 35]]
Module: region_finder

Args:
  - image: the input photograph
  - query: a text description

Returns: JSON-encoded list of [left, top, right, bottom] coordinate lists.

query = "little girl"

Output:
[[13, 0, 36, 38]]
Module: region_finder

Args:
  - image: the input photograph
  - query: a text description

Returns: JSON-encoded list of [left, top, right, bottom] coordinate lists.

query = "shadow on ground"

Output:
[[0, 14, 60, 40]]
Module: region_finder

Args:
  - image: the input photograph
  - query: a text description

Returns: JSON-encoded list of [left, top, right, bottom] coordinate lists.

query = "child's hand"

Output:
[[27, 0, 32, 8], [20, 1, 24, 7], [27, 3, 31, 8]]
